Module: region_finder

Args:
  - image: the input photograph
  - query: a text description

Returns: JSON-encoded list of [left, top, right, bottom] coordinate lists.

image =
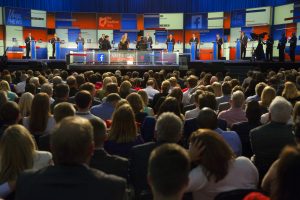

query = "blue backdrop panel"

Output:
[[68, 29, 80, 43], [36, 48, 47, 59], [185, 13, 208, 30], [155, 31, 168, 43], [231, 10, 246, 28], [4, 7, 31, 26], [55, 12, 72, 28], [122, 14, 137, 30], [0, 0, 294, 13], [200, 29, 224, 43], [144, 14, 160, 29], [241, 27, 253, 36], [272, 25, 286, 40]]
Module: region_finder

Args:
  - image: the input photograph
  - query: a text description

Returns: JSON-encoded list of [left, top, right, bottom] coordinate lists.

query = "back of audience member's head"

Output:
[[18, 92, 34, 118], [155, 112, 183, 143], [189, 129, 234, 182], [109, 104, 137, 143], [52, 76, 63, 86], [40, 83, 53, 97], [0, 91, 8, 108], [198, 91, 217, 110], [0, 80, 10, 92], [221, 81, 231, 96], [271, 146, 300, 200], [282, 81, 300, 99], [79, 82, 96, 96], [161, 80, 171, 93], [168, 87, 183, 103], [25, 83, 36, 95], [76, 75, 85, 88], [126, 93, 144, 114], [105, 83, 118, 95], [106, 93, 121, 106], [157, 97, 181, 119], [187, 75, 198, 88], [53, 102, 76, 123], [89, 118, 107, 148], [137, 90, 149, 106], [148, 144, 190, 199], [260, 86, 276, 108], [255, 82, 267, 97], [0, 102, 20, 125], [246, 101, 261, 124], [119, 80, 132, 98], [66, 75, 77, 88], [293, 101, 300, 123], [146, 79, 155, 87], [54, 83, 70, 99], [230, 91, 245, 109], [197, 107, 218, 130], [51, 116, 94, 165], [75, 90, 92, 110], [0, 124, 36, 183], [212, 82, 222, 97], [269, 96, 292, 123]]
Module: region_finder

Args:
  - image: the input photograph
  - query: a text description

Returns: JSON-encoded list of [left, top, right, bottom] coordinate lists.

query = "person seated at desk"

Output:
[[101, 35, 112, 51], [118, 34, 129, 50]]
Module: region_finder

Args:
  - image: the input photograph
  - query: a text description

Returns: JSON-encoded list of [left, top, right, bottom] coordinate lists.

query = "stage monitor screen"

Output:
[[31, 10, 46, 28], [274, 4, 294, 25], [208, 12, 224, 29], [159, 13, 183, 30], [246, 6, 272, 26]]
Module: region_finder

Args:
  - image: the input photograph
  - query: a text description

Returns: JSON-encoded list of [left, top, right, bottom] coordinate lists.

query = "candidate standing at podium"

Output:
[[101, 35, 112, 51], [166, 34, 175, 52], [118, 34, 129, 50], [145, 32, 153, 49], [216, 34, 223, 60], [189, 33, 199, 58], [240, 31, 248, 60], [25, 33, 34, 59], [278, 33, 287, 62], [265, 34, 274, 61], [98, 34, 105, 49], [76, 33, 85, 47], [50, 33, 60, 58]]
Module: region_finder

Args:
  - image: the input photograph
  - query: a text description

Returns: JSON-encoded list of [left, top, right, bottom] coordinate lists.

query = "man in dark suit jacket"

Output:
[[50, 33, 60, 58], [101, 35, 112, 51], [25, 33, 34, 59], [145, 32, 153, 49], [76, 32, 85, 47], [240, 31, 248, 59], [98, 34, 105, 49], [289, 32, 297, 62], [15, 117, 126, 200], [166, 34, 176, 51], [278, 33, 287, 62], [129, 112, 183, 198], [89, 117, 128, 179], [216, 34, 223, 60], [250, 97, 296, 179]]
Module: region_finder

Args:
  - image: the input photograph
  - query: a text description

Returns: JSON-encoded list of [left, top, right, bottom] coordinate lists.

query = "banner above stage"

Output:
[[4, 7, 31, 26], [98, 14, 121, 30]]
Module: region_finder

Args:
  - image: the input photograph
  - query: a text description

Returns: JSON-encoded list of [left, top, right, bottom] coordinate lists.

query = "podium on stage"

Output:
[[236, 39, 241, 60], [147, 42, 151, 50], [30, 40, 37, 60], [55, 41, 61, 59], [167, 42, 174, 53], [190, 42, 197, 61], [77, 41, 84, 52], [212, 41, 218, 60]]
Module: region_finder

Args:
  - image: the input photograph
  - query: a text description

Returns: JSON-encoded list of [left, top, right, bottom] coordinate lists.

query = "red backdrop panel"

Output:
[[72, 13, 97, 29], [98, 14, 121, 30]]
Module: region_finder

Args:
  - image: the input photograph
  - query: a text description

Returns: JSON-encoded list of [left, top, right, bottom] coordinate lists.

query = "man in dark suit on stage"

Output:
[[278, 33, 287, 62], [240, 31, 248, 59], [216, 34, 223, 60], [98, 34, 105, 49], [289, 32, 297, 62], [166, 34, 176, 52], [145, 32, 153, 49], [76, 32, 85, 47], [265, 34, 274, 61], [101, 35, 112, 51], [189, 33, 199, 58], [25, 33, 34, 59], [15, 116, 126, 200], [50, 33, 60, 58], [89, 117, 128, 179]]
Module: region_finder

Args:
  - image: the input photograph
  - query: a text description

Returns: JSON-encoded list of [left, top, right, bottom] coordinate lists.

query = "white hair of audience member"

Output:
[[29, 77, 40, 87], [20, 74, 28, 82], [40, 83, 54, 97], [231, 90, 245, 108], [268, 96, 293, 124], [52, 76, 63, 85], [155, 112, 183, 143]]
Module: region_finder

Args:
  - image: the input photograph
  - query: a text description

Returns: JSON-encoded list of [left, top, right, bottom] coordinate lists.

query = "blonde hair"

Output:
[[19, 92, 34, 118], [109, 105, 137, 143], [138, 90, 149, 106], [212, 82, 222, 97], [121, 34, 127, 44], [282, 82, 300, 99], [0, 80, 10, 91], [0, 125, 36, 182], [260, 86, 276, 108]]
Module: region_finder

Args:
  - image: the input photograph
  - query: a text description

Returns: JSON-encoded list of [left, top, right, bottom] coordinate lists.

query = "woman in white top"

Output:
[[0, 124, 52, 198], [187, 129, 259, 200], [22, 93, 56, 135]]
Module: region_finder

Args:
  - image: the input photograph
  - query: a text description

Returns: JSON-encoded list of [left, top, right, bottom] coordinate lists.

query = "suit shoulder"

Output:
[[90, 168, 126, 185], [132, 142, 156, 151]]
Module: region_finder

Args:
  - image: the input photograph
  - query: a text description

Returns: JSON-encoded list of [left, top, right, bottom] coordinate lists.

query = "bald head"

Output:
[[196, 107, 218, 130]]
